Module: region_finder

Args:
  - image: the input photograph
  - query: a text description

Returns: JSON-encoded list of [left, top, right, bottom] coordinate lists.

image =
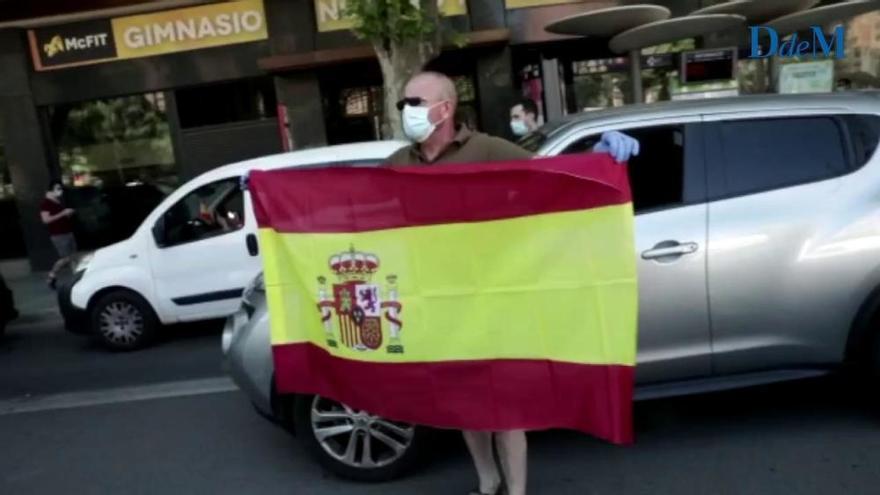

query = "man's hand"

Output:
[[595, 131, 640, 163], [63, 208, 75, 217]]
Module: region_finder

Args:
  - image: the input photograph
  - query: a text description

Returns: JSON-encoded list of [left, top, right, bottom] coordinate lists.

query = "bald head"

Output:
[[405, 71, 458, 108]]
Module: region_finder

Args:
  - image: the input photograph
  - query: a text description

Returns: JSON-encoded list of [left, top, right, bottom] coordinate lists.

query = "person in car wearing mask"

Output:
[[509, 98, 540, 139], [384, 71, 638, 495]]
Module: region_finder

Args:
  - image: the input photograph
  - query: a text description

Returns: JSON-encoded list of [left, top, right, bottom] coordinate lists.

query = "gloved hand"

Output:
[[594, 131, 640, 163]]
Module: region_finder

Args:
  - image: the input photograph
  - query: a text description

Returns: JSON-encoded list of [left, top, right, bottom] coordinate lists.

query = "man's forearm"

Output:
[[44, 211, 67, 224]]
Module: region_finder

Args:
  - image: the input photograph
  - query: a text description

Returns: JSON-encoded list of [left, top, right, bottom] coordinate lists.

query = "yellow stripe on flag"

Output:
[[261, 205, 637, 366]]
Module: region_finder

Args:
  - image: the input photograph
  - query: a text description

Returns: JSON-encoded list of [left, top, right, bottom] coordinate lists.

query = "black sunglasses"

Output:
[[395, 97, 426, 112]]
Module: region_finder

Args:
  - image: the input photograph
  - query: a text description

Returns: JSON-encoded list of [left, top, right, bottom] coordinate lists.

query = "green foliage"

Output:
[[61, 95, 168, 146], [345, 0, 438, 46], [56, 95, 174, 176]]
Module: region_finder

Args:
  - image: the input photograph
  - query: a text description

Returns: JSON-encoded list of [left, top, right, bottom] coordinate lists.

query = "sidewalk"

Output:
[[3, 262, 64, 326]]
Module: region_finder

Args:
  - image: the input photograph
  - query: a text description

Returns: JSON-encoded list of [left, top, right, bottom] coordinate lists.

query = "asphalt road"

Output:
[[3, 313, 880, 494], [0, 315, 224, 400]]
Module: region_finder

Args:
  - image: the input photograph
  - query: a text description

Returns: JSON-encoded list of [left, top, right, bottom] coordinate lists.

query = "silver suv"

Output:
[[223, 93, 880, 481]]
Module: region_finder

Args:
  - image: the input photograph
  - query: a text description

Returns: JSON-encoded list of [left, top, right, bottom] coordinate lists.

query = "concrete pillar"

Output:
[[265, 0, 325, 149], [274, 73, 328, 149], [630, 49, 644, 104], [0, 30, 56, 271], [541, 58, 565, 122], [475, 46, 516, 138]]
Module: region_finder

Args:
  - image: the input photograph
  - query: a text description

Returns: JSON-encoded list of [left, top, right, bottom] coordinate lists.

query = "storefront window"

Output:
[[737, 58, 769, 94], [568, 39, 696, 111], [773, 13, 880, 94], [570, 59, 632, 111], [332, 75, 479, 143], [177, 77, 278, 128], [834, 11, 880, 90], [50, 92, 176, 249], [343, 88, 373, 117], [453, 76, 479, 130], [52, 92, 176, 190]]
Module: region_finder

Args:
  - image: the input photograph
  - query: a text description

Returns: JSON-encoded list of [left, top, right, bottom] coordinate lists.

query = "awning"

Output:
[[690, 0, 820, 24], [767, 0, 880, 37], [609, 14, 746, 54], [544, 5, 670, 38]]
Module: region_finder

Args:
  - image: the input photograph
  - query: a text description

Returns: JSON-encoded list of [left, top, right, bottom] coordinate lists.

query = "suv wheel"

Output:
[[90, 290, 158, 350], [295, 394, 422, 482]]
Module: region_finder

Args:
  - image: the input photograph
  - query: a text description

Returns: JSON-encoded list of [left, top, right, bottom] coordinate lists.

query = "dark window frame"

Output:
[[559, 122, 707, 215]]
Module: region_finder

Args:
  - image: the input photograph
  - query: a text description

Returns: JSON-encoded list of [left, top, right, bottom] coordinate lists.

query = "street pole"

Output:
[[629, 49, 643, 104], [767, 56, 779, 93]]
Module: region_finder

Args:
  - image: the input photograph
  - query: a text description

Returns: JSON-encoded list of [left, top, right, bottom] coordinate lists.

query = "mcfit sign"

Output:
[[29, 0, 267, 71]]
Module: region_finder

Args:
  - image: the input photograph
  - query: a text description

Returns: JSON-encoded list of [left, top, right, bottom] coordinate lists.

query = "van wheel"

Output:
[[295, 394, 422, 482], [90, 290, 158, 351]]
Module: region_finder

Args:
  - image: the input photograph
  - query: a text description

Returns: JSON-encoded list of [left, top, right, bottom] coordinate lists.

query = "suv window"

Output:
[[160, 178, 244, 247], [842, 114, 880, 169], [562, 125, 686, 213], [717, 116, 851, 197]]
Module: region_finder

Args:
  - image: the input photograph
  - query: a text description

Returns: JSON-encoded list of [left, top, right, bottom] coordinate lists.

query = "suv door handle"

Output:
[[246, 233, 259, 257], [641, 241, 698, 260]]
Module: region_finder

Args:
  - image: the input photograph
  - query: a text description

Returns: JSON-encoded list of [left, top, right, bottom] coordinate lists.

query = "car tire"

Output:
[[90, 290, 159, 351], [295, 394, 423, 482]]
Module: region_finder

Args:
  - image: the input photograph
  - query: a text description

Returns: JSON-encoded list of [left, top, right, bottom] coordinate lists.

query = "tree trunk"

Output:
[[374, 0, 442, 139]]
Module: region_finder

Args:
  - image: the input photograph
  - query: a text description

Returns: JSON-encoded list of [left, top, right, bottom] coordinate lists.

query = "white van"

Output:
[[59, 141, 407, 350]]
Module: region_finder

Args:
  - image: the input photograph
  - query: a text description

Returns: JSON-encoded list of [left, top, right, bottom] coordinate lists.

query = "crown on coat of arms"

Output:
[[329, 245, 380, 282]]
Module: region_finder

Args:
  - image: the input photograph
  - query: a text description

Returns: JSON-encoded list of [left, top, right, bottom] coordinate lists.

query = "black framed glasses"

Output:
[[395, 97, 426, 112]]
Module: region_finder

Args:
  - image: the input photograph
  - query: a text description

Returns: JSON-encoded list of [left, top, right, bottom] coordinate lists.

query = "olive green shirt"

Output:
[[385, 125, 533, 166]]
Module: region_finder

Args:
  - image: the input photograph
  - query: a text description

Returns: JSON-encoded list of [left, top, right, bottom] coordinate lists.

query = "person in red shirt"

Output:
[[40, 180, 76, 289]]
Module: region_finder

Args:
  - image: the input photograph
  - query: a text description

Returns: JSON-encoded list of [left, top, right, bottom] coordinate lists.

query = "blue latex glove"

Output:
[[594, 131, 640, 163]]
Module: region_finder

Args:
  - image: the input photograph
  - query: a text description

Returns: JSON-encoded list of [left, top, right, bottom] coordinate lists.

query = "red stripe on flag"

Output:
[[250, 153, 631, 234], [273, 343, 634, 444]]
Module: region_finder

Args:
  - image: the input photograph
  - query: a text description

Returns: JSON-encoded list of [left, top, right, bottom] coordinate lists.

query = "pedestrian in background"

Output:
[[509, 98, 540, 138], [40, 180, 76, 289]]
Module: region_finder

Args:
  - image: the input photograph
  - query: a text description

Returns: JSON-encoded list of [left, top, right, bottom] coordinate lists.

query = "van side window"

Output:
[[561, 125, 685, 213], [160, 178, 244, 247], [717, 116, 849, 197]]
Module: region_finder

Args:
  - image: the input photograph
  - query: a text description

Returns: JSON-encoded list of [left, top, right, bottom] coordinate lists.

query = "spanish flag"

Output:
[[249, 153, 637, 444]]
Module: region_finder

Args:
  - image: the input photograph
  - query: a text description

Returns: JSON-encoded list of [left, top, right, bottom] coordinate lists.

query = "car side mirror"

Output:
[[152, 218, 166, 247]]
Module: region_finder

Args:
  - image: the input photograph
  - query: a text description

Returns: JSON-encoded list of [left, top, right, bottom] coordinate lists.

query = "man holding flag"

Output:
[[251, 73, 639, 493], [385, 71, 639, 495]]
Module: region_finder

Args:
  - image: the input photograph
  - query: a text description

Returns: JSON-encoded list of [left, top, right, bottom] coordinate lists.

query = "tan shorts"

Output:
[[50, 233, 77, 259]]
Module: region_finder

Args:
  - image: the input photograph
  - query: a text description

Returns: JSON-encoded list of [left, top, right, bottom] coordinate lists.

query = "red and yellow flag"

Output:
[[249, 153, 637, 444]]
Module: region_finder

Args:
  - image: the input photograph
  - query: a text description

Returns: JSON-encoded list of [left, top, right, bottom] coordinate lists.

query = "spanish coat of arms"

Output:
[[316, 246, 404, 353]]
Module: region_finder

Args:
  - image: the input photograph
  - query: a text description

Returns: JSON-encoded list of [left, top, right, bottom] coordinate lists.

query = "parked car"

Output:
[[64, 183, 169, 251], [223, 93, 880, 481], [58, 141, 408, 350], [0, 271, 18, 337]]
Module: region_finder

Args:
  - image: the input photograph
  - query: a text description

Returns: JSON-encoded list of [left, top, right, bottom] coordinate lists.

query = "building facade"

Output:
[[0, 0, 874, 271]]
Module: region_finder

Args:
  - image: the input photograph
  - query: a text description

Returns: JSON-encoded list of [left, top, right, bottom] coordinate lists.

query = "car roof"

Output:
[[543, 91, 880, 138], [194, 140, 409, 184]]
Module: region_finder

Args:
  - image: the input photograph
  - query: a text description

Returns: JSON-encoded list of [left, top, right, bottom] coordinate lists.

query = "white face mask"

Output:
[[510, 120, 529, 137], [402, 102, 445, 143]]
